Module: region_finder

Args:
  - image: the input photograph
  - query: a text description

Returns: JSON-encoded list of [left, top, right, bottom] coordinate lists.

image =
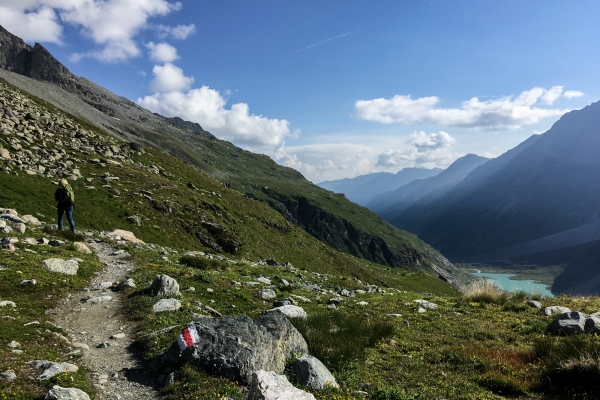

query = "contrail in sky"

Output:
[[293, 22, 381, 54]]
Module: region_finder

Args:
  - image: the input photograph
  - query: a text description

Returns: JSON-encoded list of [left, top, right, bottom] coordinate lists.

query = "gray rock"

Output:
[[248, 370, 315, 400], [292, 354, 339, 390], [526, 300, 543, 309], [273, 300, 292, 307], [160, 312, 308, 383], [267, 305, 307, 319], [12, 222, 26, 234], [92, 282, 114, 290], [153, 298, 181, 313], [164, 372, 175, 388], [126, 215, 142, 226], [0, 370, 16, 381], [45, 385, 90, 400], [585, 315, 600, 334], [20, 279, 37, 285], [328, 298, 343, 306], [117, 278, 136, 290], [257, 276, 271, 285], [27, 360, 78, 380], [546, 311, 588, 335], [21, 215, 41, 226], [0, 300, 17, 307], [544, 306, 571, 316], [415, 299, 438, 310], [73, 242, 92, 254], [44, 258, 79, 275], [260, 289, 277, 300], [357, 301, 369, 306], [150, 274, 180, 296], [339, 289, 354, 297], [87, 296, 112, 304], [110, 333, 126, 339], [49, 240, 63, 247]]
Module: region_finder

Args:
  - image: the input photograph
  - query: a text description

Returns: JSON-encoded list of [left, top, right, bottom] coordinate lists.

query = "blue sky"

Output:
[[1, 0, 598, 182]]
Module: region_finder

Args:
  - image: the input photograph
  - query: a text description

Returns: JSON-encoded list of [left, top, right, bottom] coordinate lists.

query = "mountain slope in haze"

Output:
[[388, 101, 600, 265], [368, 154, 489, 216], [318, 167, 441, 206], [0, 25, 465, 282]]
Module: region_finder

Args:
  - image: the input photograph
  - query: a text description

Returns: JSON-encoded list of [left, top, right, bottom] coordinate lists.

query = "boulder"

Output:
[[0, 370, 16, 381], [150, 274, 180, 296], [544, 306, 571, 316], [27, 360, 78, 380], [44, 385, 90, 400], [107, 229, 145, 244], [21, 215, 41, 226], [248, 370, 315, 400], [267, 305, 307, 319], [546, 311, 588, 335], [160, 312, 308, 383], [415, 299, 438, 310], [586, 315, 600, 334], [117, 278, 136, 290], [526, 300, 543, 309], [292, 354, 338, 389], [73, 242, 92, 254], [43, 259, 79, 275], [153, 299, 181, 313], [260, 289, 277, 300]]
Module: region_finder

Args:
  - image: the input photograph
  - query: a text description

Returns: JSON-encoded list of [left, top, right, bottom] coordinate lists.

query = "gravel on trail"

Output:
[[48, 241, 160, 400]]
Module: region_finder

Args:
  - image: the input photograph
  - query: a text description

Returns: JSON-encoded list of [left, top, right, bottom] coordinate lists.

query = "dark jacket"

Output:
[[55, 186, 74, 207]]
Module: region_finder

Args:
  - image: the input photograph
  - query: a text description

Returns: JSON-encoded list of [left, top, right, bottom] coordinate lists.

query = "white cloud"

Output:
[[0, 6, 63, 44], [541, 86, 563, 104], [377, 131, 460, 168], [1, 0, 184, 63], [138, 84, 296, 147], [146, 41, 179, 63], [156, 23, 196, 39], [355, 87, 570, 130], [564, 90, 584, 99], [148, 63, 194, 92]]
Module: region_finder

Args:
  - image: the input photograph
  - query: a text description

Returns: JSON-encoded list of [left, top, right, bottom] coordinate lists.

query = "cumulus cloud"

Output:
[[138, 84, 296, 147], [1, 0, 184, 63], [377, 131, 460, 168], [146, 41, 179, 63], [155, 23, 196, 39], [355, 87, 570, 130], [564, 90, 584, 99], [0, 5, 63, 44], [148, 63, 194, 92]]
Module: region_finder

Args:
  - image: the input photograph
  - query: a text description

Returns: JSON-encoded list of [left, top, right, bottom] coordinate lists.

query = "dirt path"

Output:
[[49, 240, 160, 400]]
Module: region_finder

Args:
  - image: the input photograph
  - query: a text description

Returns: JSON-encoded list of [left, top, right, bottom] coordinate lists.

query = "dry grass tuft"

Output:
[[463, 279, 505, 303]]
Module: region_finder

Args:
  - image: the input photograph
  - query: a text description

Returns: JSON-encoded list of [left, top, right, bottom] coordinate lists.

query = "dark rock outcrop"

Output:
[[159, 312, 308, 383]]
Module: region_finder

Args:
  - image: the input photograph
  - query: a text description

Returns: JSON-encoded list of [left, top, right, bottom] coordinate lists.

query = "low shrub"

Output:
[[180, 255, 226, 270]]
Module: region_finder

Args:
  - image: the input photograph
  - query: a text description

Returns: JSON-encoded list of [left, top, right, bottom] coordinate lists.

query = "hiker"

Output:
[[54, 178, 76, 232]]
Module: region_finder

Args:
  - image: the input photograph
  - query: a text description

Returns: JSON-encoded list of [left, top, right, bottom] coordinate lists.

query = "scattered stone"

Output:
[[21, 215, 41, 226], [0, 371, 16, 382], [72, 343, 90, 350], [44, 385, 91, 400], [546, 311, 588, 335], [73, 242, 92, 254], [150, 274, 180, 296], [273, 300, 292, 307], [526, 300, 543, 309], [327, 304, 337, 310], [164, 372, 175, 388], [544, 306, 571, 316], [2, 237, 18, 244], [204, 305, 222, 317], [38, 238, 50, 245], [49, 240, 64, 247], [2, 243, 15, 251], [357, 301, 369, 306], [110, 333, 126, 339], [12, 222, 26, 234], [248, 370, 315, 400], [20, 279, 37, 285], [257, 276, 271, 285], [117, 278, 135, 290], [27, 360, 78, 380], [8, 341, 20, 348], [417, 307, 427, 313], [92, 282, 114, 290], [126, 215, 142, 226], [0, 301, 16, 307], [339, 289, 354, 297], [97, 342, 111, 348], [206, 288, 214, 294], [23, 237, 38, 245], [415, 299, 438, 310], [107, 229, 145, 244], [153, 299, 181, 313], [87, 296, 112, 304], [292, 354, 339, 390], [327, 298, 342, 306], [260, 289, 277, 300], [267, 305, 307, 319], [160, 312, 308, 384]]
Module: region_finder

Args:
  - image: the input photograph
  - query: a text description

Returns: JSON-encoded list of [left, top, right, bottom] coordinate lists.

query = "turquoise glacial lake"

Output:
[[473, 272, 555, 297]]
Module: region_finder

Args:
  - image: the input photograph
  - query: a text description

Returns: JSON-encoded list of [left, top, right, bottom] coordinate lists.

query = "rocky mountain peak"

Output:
[[0, 25, 77, 91]]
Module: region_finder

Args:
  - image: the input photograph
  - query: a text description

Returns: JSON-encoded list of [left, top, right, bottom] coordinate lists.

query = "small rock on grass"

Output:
[[260, 289, 276, 300], [292, 354, 339, 390], [27, 360, 78, 380], [73, 242, 92, 254], [248, 370, 315, 400], [43, 258, 78, 275], [0, 301, 16, 307], [544, 306, 571, 316], [87, 296, 112, 304], [153, 299, 181, 313], [0, 371, 16, 382], [526, 300, 542, 309], [45, 385, 90, 400], [267, 305, 307, 319], [110, 333, 125, 339]]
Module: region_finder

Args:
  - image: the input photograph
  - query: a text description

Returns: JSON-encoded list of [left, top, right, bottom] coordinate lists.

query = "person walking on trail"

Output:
[[55, 178, 76, 232]]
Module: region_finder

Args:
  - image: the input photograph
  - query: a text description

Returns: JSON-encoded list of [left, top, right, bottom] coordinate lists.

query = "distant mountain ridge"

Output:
[[318, 167, 441, 206], [369, 154, 490, 216]]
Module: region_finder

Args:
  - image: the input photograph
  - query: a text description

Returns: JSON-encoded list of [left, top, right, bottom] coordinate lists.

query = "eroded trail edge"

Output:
[[49, 241, 160, 400]]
